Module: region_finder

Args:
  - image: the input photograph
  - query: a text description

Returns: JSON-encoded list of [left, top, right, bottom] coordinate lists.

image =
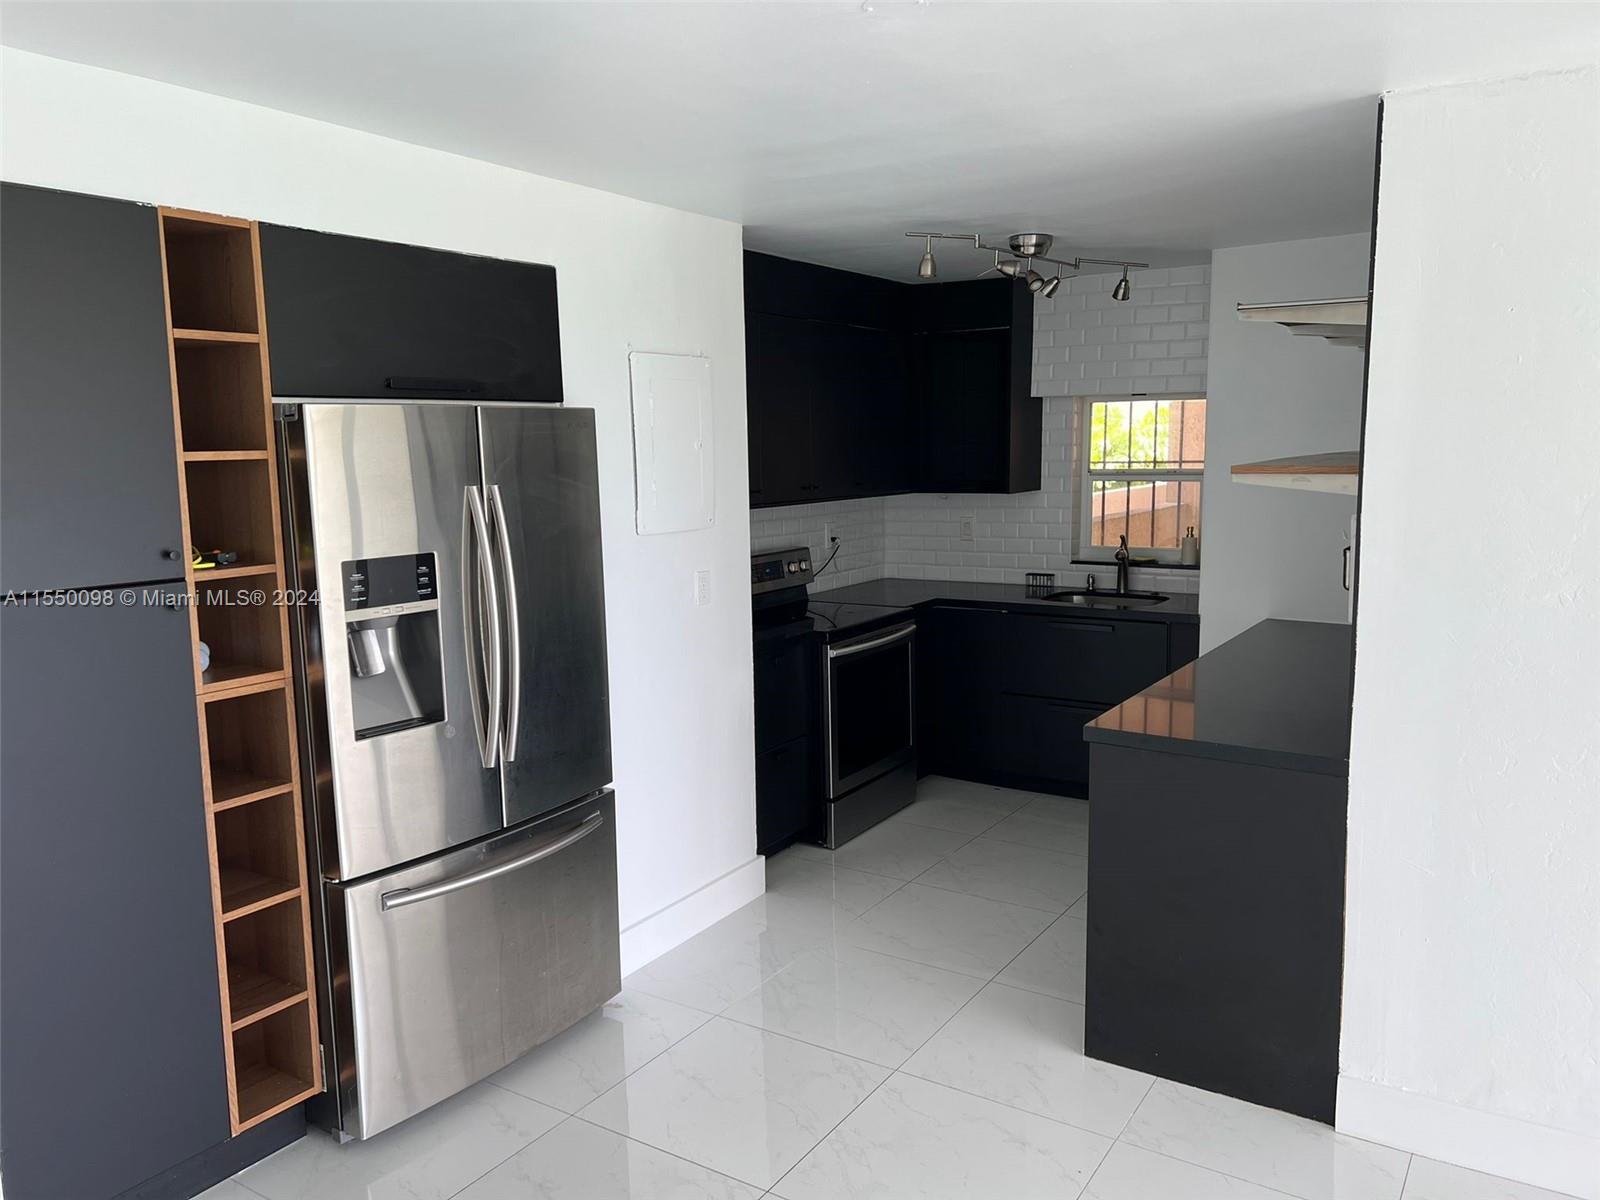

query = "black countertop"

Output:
[[1083, 618, 1354, 776], [808, 578, 1201, 625]]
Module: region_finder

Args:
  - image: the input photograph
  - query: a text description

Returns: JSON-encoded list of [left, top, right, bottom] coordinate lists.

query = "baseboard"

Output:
[[619, 855, 766, 976], [1337, 1075, 1599, 1199]]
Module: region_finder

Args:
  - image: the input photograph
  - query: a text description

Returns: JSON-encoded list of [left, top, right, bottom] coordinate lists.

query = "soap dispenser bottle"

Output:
[[1180, 526, 1200, 566]]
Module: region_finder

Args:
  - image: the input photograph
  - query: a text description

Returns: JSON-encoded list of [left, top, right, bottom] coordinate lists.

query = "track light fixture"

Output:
[[904, 232, 1146, 300]]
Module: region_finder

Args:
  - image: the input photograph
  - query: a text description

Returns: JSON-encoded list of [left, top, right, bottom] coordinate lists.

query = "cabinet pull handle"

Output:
[[1048, 620, 1116, 634], [385, 375, 484, 395]]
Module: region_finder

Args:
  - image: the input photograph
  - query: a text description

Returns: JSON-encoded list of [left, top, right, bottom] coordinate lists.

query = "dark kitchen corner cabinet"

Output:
[[744, 251, 1037, 507], [259, 223, 563, 401]]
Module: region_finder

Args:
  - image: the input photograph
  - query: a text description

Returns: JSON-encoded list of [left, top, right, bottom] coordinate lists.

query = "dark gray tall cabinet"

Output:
[[0, 184, 294, 1200]]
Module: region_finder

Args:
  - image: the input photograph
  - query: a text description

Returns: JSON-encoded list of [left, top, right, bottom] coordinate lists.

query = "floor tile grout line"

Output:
[[893, 1061, 1132, 1146], [1398, 1149, 1414, 1198], [764, 1061, 900, 1200], [435, 1107, 570, 1200], [565, 1111, 774, 1195], [1107, 1141, 1328, 1200], [900, 870, 1082, 916]]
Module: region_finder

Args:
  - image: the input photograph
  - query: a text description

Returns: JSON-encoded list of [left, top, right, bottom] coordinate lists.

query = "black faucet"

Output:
[[1114, 534, 1131, 595]]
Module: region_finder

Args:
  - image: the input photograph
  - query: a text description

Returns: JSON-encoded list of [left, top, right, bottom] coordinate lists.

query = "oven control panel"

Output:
[[751, 546, 814, 595]]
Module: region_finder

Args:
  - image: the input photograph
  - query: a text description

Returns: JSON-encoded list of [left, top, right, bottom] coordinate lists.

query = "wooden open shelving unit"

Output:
[[157, 207, 321, 1133]]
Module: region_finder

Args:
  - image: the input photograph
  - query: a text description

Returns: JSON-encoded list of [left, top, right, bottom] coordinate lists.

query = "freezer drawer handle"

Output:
[[380, 812, 605, 911]]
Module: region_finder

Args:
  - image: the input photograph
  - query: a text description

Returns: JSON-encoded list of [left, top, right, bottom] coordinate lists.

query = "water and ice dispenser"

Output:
[[342, 552, 445, 739]]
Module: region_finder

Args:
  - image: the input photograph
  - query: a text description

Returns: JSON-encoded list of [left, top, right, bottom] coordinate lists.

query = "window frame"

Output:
[[1077, 394, 1206, 565]]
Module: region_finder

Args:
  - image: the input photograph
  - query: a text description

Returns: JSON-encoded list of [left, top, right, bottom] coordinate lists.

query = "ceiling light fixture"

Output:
[[904, 231, 1146, 300]]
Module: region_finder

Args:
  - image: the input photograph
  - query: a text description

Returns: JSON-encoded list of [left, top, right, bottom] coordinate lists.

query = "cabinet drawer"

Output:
[[1000, 614, 1168, 704], [993, 694, 1104, 791]]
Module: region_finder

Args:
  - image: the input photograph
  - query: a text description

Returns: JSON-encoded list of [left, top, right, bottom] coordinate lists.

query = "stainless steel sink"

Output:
[[1044, 588, 1169, 608]]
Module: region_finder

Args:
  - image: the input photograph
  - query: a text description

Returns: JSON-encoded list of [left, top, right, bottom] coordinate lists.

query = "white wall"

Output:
[[0, 49, 763, 972], [750, 496, 885, 590], [1198, 234, 1370, 651], [1340, 66, 1600, 1198]]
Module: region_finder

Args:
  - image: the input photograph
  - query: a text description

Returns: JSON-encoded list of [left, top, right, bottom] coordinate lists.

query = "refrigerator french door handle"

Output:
[[487, 483, 522, 763], [379, 813, 605, 911], [461, 485, 503, 769]]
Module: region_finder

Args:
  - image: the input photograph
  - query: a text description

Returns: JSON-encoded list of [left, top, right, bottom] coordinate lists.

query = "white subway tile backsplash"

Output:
[[750, 265, 1210, 590]]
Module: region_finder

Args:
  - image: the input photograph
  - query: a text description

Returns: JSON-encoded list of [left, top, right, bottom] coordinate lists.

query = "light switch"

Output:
[[694, 569, 712, 606], [959, 514, 977, 544]]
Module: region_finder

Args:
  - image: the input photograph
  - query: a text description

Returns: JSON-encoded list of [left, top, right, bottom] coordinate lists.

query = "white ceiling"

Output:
[[3, 2, 1598, 279]]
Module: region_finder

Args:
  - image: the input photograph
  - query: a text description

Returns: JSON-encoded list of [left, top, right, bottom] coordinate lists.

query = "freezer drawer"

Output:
[[329, 791, 619, 1139]]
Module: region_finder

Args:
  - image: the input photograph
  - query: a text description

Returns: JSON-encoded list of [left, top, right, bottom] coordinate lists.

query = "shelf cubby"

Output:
[[184, 459, 279, 571], [223, 901, 309, 1026], [203, 685, 293, 788], [195, 578, 285, 692], [231, 1001, 317, 1126], [163, 215, 260, 335], [174, 340, 269, 452], [160, 206, 319, 1134], [215, 793, 302, 921]]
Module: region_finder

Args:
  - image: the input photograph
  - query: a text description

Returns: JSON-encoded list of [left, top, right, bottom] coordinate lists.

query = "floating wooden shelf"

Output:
[[1236, 297, 1368, 348], [1231, 451, 1360, 495], [159, 206, 320, 1134]]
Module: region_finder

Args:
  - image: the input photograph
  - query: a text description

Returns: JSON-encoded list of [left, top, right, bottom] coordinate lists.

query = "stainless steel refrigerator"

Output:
[[277, 399, 618, 1141]]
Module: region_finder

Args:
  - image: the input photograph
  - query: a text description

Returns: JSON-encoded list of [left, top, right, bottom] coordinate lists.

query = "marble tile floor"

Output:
[[209, 777, 1577, 1200]]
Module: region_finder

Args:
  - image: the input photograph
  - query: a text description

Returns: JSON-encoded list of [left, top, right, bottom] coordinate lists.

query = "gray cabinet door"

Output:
[[479, 406, 612, 824], [1, 184, 185, 592], [1, 583, 228, 1199]]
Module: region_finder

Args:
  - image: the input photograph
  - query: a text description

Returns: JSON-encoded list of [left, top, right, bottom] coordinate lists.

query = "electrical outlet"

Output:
[[694, 569, 711, 606], [959, 514, 977, 544]]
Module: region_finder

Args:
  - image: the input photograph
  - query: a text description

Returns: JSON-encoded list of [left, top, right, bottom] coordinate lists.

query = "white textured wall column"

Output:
[[1340, 66, 1600, 1198]]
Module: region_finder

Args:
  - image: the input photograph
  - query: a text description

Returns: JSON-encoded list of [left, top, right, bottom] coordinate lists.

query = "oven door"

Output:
[[825, 623, 916, 797]]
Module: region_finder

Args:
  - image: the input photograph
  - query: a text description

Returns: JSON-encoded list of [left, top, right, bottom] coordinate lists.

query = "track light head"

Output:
[[1025, 269, 1047, 293], [1111, 269, 1132, 302], [996, 259, 1023, 278], [1040, 274, 1062, 299], [917, 235, 937, 279]]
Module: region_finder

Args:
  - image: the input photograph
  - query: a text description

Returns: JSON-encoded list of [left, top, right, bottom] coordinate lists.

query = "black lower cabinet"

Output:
[[0, 587, 233, 1200], [1084, 745, 1346, 1123], [916, 606, 1189, 797], [754, 631, 819, 852], [756, 737, 816, 853]]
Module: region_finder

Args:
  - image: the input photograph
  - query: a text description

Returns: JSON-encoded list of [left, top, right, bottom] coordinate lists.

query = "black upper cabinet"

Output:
[[0, 184, 187, 592], [915, 279, 1040, 495], [744, 251, 1036, 507], [260, 224, 562, 401]]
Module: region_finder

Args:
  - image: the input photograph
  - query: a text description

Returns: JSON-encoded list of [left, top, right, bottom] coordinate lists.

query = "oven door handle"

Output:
[[826, 624, 915, 659]]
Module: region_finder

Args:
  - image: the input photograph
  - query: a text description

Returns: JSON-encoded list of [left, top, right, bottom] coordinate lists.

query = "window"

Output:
[[1081, 396, 1205, 561]]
